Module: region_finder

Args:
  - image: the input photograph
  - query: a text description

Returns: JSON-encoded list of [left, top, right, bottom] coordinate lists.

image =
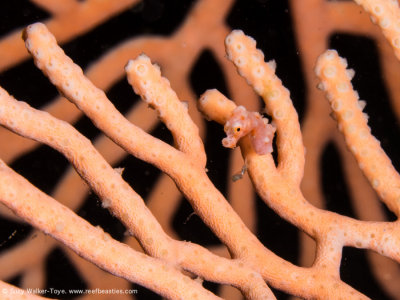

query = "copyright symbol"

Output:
[[2, 288, 8, 294]]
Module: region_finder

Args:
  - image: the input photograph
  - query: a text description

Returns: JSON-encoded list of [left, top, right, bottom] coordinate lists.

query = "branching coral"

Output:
[[1, 0, 400, 299]]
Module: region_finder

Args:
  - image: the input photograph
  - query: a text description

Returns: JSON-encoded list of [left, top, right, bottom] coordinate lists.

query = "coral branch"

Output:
[[22, 22, 181, 174], [315, 49, 400, 216], [0, 80, 274, 300], [199, 88, 370, 300], [225, 30, 305, 185], [1, 1, 400, 298], [353, 0, 400, 60], [22, 23, 269, 271], [0, 0, 139, 71], [1, 22, 276, 300], [125, 54, 206, 167], [0, 160, 220, 300]]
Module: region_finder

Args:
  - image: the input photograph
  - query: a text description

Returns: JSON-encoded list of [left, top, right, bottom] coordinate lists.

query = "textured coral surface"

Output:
[[0, 1, 400, 299]]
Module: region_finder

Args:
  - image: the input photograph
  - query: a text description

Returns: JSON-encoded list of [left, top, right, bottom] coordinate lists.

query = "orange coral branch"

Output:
[[2, 22, 275, 300], [1, 0, 400, 298], [354, 0, 400, 59], [0, 0, 139, 71], [0, 76, 274, 300], [125, 54, 207, 167], [315, 49, 400, 216], [0, 159, 221, 300], [225, 30, 305, 185]]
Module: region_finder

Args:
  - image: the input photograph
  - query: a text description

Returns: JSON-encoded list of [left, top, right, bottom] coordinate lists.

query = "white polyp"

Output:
[[267, 59, 276, 71], [141, 80, 151, 90], [135, 63, 148, 76], [62, 64, 74, 78], [231, 29, 244, 37], [74, 64, 84, 76], [380, 17, 390, 28], [35, 50, 43, 60], [69, 80, 77, 92], [25, 40, 32, 51], [343, 110, 354, 121], [317, 82, 326, 91], [48, 45, 57, 53], [237, 106, 246, 112], [336, 82, 349, 93], [256, 49, 265, 61], [248, 36, 257, 47], [372, 179, 380, 188], [94, 102, 103, 111], [7, 119, 15, 127], [373, 4, 384, 16], [324, 50, 336, 60], [74, 89, 83, 101], [200, 94, 209, 105], [253, 66, 265, 78], [362, 112, 369, 121], [6, 184, 16, 199], [235, 56, 246, 67], [273, 109, 284, 119], [339, 57, 348, 67], [283, 87, 291, 97], [153, 96, 165, 107], [181, 101, 189, 111], [357, 100, 366, 110], [161, 77, 170, 89], [359, 129, 369, 139], [55, 222, 65, 232], [47, 58, 56, 71], [314, 63, 322, 77], [35, 61, 43, 70], [269, 89, 280, 100], [347, 124, 356, 133], [225, 36, 233, 45], [234, 42, 245, 53], [137, 53, 150, 62], [326, 92, 334, 102], [392, 37, 400, 48], [254, 84, 263, 95], [332, 99, 342, 111], [251, 53, 262, 62], [61, 82, 70, 92], [323, 66, 336, 78], [345, 69, 355, 80], [153, 63, 161, 76]]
